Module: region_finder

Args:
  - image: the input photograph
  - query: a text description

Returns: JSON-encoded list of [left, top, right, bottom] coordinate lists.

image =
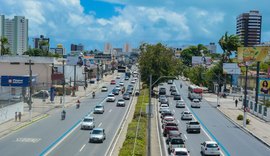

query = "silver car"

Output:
[[89, 128, 106, 143], [94, 105, 105, 114], [116, 99, 126, 107], [181, 111, 192, 120], [81, 116, 95, 130]]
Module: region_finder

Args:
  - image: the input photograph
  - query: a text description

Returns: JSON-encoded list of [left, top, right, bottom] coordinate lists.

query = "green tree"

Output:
[[0, 37, 11, 55], [187, 65, 207, 86], [204, 62, 223, 91], [139, 43, 179, 86], [218, 32, 242, 62], [180, 44, 208, 66]]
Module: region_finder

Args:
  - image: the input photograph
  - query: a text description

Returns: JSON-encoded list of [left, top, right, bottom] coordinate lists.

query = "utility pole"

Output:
[[148, 74, 152, 156], [243, 63, 248, 127], [72, 65, 76, 96], [62, 60, 65, 110], [29, 59, 33, 121]]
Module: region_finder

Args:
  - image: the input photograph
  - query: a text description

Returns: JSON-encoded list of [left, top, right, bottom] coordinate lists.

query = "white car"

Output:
[[201, 141, 220, 156], [131, 79, 136, 84], [81, 116, 95, 130], [116, 74, 121, 79], [181, 111, 192, 120], [106, 94, 116, 102], [94, 105, 105, 114], [160, 103, 169, 108], [101, 86, 108, 92], [116, 99, 126, 107], [115, 85, 121, 90], [176, 100, 185, 108], [173, 148, 190, 156], [191, 99, 200, 108], [159, 107, 170, 113], [119, 82, 124, 86]]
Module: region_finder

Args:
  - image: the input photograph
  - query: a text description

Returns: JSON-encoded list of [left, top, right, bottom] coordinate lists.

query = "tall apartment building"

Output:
[[236, 10, 262, 47], [104, 43, 112, 54], [0, 15, 28, 55], [71, 43, 84, 51], [123, 43, 130, 52], [33, 35, 50, 51]]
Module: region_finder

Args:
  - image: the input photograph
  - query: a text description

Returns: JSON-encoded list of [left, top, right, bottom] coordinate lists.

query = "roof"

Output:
[[205, 141, 218, 144], [174, 148, 188, 152]]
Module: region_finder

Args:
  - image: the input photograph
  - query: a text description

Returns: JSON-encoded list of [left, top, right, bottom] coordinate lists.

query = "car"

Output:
[[170, 86, 176, 92], [101, 86, 108, 92], [160, 97, 169, 105], [112, 88, 120, 95], [163, 126, 179, 137], [119, 81, 124, 86], [94, 105, 105, 114], [81, 116, 95, 130], [159, 95, 167, 102], [166, 130, 181, 144], [116, 74, 121, 79], [161, 111, 174, 119], [201, 141, 220, 156], [115, 85, 121, 90], [168, 137, 186, 154], [89, 79, 95, 84], [181, 111, 192, 120], [89, 128, 106, 143], [106, 94, 116, 102], [123, 93, 130, 100], [191, 99, 200, 108], [186, 121, 201, 133], [162, 122, 178, 129], [159, 87, 166, 95], [110, 80, 116, 85], [172, 148, 190, 156], [131, 79, 136, 84], [124, 76, 129, 80], [32, 90, 49, 99], [116, 99, 126, 107], [174, 93, 181, 100], [160, 103, 169, 108], [168, 80, 173, 84], [162, 116, 176, 125], [127, 85, 134, 90], [171, 91, 177, 96], [176, 100, 185, 108], [127, 89, 133, 94], [159, 106, 170, 113]]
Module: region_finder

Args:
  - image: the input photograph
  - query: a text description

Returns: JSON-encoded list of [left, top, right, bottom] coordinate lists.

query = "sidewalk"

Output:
[[0, 72, 117, 139], [204, 93, 270, 147]]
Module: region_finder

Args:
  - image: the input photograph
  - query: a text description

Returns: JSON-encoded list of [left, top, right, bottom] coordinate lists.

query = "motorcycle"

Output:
[[92, 92, 95, 98], [180, 84, 182, 88], [61, 111, 66, 120], [76, 103, 80, 109]]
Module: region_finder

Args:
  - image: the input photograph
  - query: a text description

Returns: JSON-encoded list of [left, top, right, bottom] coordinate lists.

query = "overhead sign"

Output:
[[223, 63, 241, 74], [1, 76, 36, 87], [258, 78, 270, 97], [192, 56, 212, 66], [237, 47, 270, 62]]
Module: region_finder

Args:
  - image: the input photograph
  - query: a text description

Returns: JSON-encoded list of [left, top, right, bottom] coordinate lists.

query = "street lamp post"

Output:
[[243, 63, 248, 127]]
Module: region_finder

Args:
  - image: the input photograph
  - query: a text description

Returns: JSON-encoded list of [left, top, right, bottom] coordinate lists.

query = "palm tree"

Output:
[[0, 37, 10, 55], [219, 32, 242, 62]]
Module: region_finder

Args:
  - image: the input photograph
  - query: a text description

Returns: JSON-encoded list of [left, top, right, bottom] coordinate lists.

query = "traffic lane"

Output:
[[192, 101, 270, 156], [48, 92, 133, 156], [167, 97, 210, 156]]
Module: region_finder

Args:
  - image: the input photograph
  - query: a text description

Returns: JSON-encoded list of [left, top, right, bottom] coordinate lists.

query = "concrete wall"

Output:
[[246, 96, 270, 121], [0, 102, 24, 124]]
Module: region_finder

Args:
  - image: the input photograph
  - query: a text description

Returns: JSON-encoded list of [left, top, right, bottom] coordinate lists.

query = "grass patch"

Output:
[[119, 89, 149, 156]]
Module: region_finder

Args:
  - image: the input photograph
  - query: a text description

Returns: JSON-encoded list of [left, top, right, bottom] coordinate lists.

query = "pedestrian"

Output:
[[235, 99, 238, 108], [60, 97, 63, 104], [18, 112, 22, 122], [15, 112, 17, 122]]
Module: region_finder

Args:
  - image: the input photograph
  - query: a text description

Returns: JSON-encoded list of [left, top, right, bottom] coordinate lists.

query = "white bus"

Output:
[[188, 85, 203, 101]]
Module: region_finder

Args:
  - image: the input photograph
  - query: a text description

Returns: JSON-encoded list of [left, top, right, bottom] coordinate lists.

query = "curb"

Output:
[[14, 114, 49, 131], [215, 106, 270, 149]]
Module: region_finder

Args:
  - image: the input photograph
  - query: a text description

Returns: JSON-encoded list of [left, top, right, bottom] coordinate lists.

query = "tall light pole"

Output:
[[29, 58, 33, 121], [243, 63, 248, 127], [58, 58, 66, 110]]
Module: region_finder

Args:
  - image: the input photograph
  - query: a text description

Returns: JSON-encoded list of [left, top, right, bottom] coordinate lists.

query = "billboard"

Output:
[[237, 47, 270, 62], [223, 63, 241, 74], [192, 56, 212, 66], [66, 56, 95, 66], [258, 78, 270, 96], [1, 76, 36, 87]]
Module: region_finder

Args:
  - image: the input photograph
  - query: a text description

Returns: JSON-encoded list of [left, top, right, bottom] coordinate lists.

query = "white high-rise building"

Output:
[[0, 15, 28, 55], [104, 43, 112, 54]]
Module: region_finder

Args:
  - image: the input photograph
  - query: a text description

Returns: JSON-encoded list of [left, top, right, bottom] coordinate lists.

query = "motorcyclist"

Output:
[[61, 110, 66, 120], [180, 83, 182, 88], [92, 91, 95, 98], [76, 100, 80, 109]]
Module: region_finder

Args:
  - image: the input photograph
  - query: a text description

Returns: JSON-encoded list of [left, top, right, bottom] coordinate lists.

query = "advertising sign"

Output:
[[192, 56, 212, 66], [1, 76, 36, 87], [223, 63, 241, 74], [258, 78, 270, 96], [237, 47, 270, 62], [83, 56, 95, 67], [66, 56, 83, 66]]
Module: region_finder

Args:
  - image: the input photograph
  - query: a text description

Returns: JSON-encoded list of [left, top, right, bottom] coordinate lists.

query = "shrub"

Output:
[[237, 114, 243, 120], [246, 119, 251, 124]]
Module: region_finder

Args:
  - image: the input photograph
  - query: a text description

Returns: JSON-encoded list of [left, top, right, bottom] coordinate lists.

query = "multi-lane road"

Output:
[[0, 73, 138, 156], [156, 80, 270, 156]]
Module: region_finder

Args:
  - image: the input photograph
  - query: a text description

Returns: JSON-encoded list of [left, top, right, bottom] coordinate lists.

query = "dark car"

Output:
[[123, 93, 130, 100], [112, 88, 120, 95], [170, 86, 176, 92], [159, 87, 166, 95], [174, 93, 181, 100], [166, 130, 182, 144], [32, 90, 49, 99], [127, 89, 133, 94]]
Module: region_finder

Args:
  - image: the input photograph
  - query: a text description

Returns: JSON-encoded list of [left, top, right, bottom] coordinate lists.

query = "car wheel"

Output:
[[89, 139, 92, 143], [186, 129, 189, 133]]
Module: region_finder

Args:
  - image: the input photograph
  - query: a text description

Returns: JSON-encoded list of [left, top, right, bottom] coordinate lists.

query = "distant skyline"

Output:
[[1, 0, 270, 52]]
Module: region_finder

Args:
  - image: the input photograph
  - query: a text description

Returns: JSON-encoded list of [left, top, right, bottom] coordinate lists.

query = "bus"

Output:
[[188, 85, 203, 101]]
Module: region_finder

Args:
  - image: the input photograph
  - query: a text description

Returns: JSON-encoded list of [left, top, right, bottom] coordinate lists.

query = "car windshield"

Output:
[[108, 94, 114, 97], [175, 151, 188, 155], [83, 118, 93, 122], [189, 122, 199, 125], [118, 99, 124, 102], [96, 106, 103, 108], [207, 143, 218, 148], [102, 86, 106, 88], [92, 130, 102, 134], [171, 139, 184, 144]]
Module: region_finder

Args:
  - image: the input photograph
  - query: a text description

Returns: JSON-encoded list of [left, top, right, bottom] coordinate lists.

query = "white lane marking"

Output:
[[15, 138, 41, 143], [98, 122, 102, 127], [109, 109, 112, 113], [173, 109, 175, 113], [183, 134, 188, 140], [79, 144, 86, 152], [177, 119, 180, 124]]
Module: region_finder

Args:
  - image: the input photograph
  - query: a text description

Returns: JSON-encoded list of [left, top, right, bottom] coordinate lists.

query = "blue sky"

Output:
[[0, 0, 270, 52]]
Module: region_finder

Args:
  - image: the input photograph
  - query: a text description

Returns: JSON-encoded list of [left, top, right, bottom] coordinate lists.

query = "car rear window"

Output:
[[83, 118, 93, 122], [189, 122, 199, 125], [92, 130, 102, 134], [175, 151, 188, 155], [171, 139, 184, 144], [207, 143, 218, 148]]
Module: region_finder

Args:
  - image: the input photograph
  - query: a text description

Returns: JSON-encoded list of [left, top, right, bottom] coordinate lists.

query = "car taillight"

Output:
[[218, 147, 220, 150], [205, 148, 207, 150]]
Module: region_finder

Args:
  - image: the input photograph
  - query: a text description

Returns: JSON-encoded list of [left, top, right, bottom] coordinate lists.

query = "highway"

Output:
[[0, 72, 138, 156], [157, 80, 270, 156]]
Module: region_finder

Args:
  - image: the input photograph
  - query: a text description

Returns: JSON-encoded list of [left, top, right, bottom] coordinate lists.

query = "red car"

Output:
[[163, 126, 179, 137], [110, 80, 116, 85]]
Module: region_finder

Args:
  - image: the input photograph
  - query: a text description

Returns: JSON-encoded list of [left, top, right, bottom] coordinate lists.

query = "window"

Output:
[[263, 107, 267, 116], [254, 104, 257, 112], [250, 102, 253, 110], [259, 105, 262, 114]]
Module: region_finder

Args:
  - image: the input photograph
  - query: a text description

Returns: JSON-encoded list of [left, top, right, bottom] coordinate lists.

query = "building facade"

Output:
[[205, 42, 217, 53], [236, 10, 262, 47], [33, 35, 50, 51], [0, 15, 28, 55], [104, 43, 112, 54], [71, 43, 84, 51]]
